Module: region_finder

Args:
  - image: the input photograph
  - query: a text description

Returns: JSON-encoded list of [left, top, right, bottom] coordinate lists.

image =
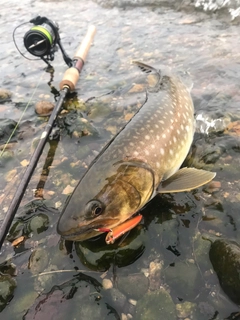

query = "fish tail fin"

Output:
[[132, 61, 161, 91]]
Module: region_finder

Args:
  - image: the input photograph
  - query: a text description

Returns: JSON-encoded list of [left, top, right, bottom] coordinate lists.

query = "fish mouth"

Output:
[[57, 218, 119, 241]]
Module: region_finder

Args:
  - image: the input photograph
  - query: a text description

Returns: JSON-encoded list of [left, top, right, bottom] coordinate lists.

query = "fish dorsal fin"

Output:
[[132, 61, 161, 92], [158, 167, 216, 193]]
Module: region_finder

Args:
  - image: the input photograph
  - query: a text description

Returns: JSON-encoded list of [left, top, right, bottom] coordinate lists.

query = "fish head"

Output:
[[57, 161, 154, 241]]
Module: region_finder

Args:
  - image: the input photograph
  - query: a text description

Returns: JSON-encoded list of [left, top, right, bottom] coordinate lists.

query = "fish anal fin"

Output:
[[158, 167, 216, 193]]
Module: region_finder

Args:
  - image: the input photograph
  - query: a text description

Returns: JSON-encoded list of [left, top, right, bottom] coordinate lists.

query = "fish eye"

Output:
[[93, 205, 102, 215], [85, 200, 104, 218]]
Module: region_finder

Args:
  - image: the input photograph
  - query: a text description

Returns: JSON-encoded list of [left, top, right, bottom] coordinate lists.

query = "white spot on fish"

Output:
[[156, 162, 160, 168], [145, 135, 150, 140], [151, 144, 155, 149], [144, 150, 150, 156], [134, 151, 139, 156], [162, 133, 166, 139], [160, 148, 165, 155]]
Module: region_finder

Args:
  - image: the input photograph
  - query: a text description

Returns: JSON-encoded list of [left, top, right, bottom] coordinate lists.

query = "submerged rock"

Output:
[[0, 118, 17, 143], [28, 248, 49, 275], [0, 89, 12, 102], [117, 273, 149, 300], [135, 288, 176, 320], [163, 261, 202, 301], [35, 101, 54, 116], [0, 274, 17, 312], [209, 238, 240, 305]]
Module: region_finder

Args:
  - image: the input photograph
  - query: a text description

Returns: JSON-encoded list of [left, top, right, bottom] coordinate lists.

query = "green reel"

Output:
[[14, 15, 72, 67]]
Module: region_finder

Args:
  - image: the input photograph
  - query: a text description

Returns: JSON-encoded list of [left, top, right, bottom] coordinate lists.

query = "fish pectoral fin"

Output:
[[158, 167, 216, 193]]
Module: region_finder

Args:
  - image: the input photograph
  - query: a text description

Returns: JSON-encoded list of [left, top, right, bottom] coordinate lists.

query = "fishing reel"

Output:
[[13, 16, 73, 68]]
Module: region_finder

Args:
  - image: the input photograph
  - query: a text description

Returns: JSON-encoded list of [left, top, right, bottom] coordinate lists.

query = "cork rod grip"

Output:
[[74, 25, 96, 62], [60, 25, 96, 91]]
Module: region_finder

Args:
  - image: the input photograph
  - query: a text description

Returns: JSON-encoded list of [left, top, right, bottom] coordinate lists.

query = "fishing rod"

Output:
[[0, 21, 96, 250]]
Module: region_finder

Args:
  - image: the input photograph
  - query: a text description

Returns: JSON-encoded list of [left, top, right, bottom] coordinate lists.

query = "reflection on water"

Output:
[[0, 0, 240, 318]]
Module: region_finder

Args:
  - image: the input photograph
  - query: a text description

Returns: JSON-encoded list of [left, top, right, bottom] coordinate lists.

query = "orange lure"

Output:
[[96, 214, 142, 244]]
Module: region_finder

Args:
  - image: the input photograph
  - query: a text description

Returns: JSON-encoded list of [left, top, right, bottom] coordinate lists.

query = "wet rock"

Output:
[[109, 288, 127, 309], [192, 233, 212, 271], [195, 113, 231, 134], [12, 291, 38, 317], [203, 180, 221, 194], [176, 301, 198, 319], [0, 89, 12, 102], [28, 248, 49, 275], [148, 259, 163, 291], [75, 225, 146, 271], [63, 110, 98, 138], [87, 101, 112, 123], [35, 101, 54, 116], [28, 214, 49, 234], [225, 120, 240, 137], [0, 274, 17, 312], [0, 118, 17, 143], [102, 278, 113, 290], [163, 261, 201, 300], [117, 273, 149, 299], [135, 288, 176, 320], [209, 238, 240, 304]]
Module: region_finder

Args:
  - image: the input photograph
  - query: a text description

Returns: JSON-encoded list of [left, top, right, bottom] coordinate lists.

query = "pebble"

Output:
[[102, 278, 113, 290], [0, 88, 12, 101], [35, 101, 54, 115], [203, 181, 221, 194], [62, 185, 75, 195]]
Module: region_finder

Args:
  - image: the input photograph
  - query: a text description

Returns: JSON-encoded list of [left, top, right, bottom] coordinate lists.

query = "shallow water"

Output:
[[0, 0, 240, 319]]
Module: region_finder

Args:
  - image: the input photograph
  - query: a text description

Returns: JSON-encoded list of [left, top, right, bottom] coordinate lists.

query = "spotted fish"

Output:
[[57, 61, 216, 242]]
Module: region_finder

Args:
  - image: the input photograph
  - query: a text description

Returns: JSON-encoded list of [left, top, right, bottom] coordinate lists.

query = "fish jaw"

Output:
[[57, 216, 120, 241]]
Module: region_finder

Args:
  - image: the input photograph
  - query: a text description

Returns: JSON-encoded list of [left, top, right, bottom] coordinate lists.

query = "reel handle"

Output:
[[59, 25, 96, 91]]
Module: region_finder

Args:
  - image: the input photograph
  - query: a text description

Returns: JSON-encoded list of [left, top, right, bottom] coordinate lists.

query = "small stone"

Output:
[[11, 236, 25, 247], [176, 301, 197, 318], [121, 313, 128, 320], [20, 159, 29, 167], [55, 201, 62, 209], [0, 89, 12, 101], [128, 299, 137, 306], [149, 259, 163, 290], [28, 248, 49, 275], [124, 113, 134, 121], [102, 278, 113, 290], [203, 181, 221, 194], [0, 274, 17, 312], [35, 101, 54, 115], [128, 84, 144, 93], [106, 125, 118, 135], [62, 185, 74, 195]]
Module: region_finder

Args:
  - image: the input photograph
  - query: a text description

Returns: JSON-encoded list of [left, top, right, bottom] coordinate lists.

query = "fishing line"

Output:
[[0, 70, 45, 158]]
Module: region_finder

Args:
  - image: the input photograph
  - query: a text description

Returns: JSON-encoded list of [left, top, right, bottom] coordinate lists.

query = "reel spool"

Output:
[[13, 16, 73, 68]]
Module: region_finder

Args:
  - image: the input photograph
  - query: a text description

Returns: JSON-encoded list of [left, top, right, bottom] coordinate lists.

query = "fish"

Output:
[[57, 61, 216, 243]]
